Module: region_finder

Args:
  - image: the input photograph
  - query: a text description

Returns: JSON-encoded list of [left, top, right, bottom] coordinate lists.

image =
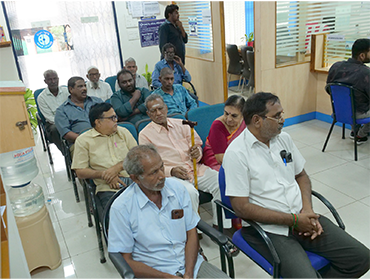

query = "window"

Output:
[[276, 1, 370, 67], [224, 1, 246, 46]]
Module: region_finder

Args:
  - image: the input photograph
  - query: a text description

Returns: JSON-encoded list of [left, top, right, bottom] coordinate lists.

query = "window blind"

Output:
[[175, 1, 214, 61], [276, 1, 370, 66]]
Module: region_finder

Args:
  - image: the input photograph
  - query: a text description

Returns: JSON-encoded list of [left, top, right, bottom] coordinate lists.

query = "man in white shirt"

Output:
[[86, 66, 113, 101], [223, 92, 369, 278], [37, 69, 69, 154], [114, 57, 149, 92]]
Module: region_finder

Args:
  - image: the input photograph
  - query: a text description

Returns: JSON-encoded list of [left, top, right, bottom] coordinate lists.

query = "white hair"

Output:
[[124, 57, 136, 66], [43, 69, 57, 78]]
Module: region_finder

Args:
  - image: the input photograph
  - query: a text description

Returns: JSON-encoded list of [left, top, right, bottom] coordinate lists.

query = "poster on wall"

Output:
[[138, 19, 165, 47], [188, 17, 198, 37]]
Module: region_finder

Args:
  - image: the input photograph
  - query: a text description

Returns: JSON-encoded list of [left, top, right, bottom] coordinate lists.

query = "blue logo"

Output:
[[34, 30, 54, 49]]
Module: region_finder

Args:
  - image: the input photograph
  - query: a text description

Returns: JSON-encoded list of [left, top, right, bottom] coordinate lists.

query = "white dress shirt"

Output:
[[37, 86, 70, 123], [86, 80, 113, 101], [223, 128, 305, 236]]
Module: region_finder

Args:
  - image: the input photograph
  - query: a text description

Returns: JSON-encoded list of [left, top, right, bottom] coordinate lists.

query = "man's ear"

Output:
[[159, 76, 162, 83], [251, 115, 262, 128]]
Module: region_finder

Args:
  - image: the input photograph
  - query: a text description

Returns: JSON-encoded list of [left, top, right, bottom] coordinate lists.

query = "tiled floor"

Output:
[[29, 119, 369, 279]]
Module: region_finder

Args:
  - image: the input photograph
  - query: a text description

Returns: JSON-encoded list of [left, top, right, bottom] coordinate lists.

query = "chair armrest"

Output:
[[108, 252, 135, 279], [312, 190, 345, 230], [197, 220, 228, 245]]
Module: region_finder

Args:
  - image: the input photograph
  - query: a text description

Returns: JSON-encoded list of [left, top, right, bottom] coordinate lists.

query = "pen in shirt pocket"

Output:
[[114, 142, 117, 148]]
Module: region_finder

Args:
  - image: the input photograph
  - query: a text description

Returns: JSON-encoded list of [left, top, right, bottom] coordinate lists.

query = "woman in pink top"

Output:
[[203, 95, 246, 171]]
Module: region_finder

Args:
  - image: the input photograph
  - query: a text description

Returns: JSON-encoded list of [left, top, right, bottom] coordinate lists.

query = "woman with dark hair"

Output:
[[203, 95, 246, 171]]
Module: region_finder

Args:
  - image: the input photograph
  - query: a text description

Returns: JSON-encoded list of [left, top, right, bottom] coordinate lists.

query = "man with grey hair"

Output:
[[114, 57, 149, 92], [37, 69, 69, 153], [86, 66, 113, 101], [152, 67, 196, 115], [108, 144, 229, 279]]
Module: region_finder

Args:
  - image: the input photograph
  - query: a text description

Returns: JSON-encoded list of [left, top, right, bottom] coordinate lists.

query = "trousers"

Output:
[[196, 260, 230, 278], [356, 110, 370, 138], [241, 216, 369, 278], [45, 122, 64, 154]]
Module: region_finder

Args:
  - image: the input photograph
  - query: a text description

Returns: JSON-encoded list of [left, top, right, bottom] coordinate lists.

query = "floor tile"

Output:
[[287, 124, 334, 146], [31, 258, 76, 279], [311, 162, 370, 200], [52, 188, 87, 221], [359, 196, 370, 207], [52, 221, 71, 260], [71, 248, 120, 278]]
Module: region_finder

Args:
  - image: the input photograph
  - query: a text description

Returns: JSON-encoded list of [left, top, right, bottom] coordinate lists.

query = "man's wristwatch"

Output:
[[175, 271, 184, 278]]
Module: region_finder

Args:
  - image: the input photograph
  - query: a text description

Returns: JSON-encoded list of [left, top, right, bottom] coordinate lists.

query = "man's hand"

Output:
[[173, 55, 183, 66], [176, 20, 183, 28], [101, 165, 122, 184], [188, 145, 200, 159], [171, 166, 190, 180], [295, 212, 321, 236], [109, 176, 125, 190], [132, 89, 141, 100], [298, 209, 324, 240]]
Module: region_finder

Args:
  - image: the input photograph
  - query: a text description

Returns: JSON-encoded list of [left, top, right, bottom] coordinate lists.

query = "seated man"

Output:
[[108, 144, 229, 279], [86, 66, 113, 101], [139, 94, 231, 229], [152, 43, 191, 89], [37, 69, 69, 153], [223, 92, 370, 278], [114, 57, 149, 92], [72, 103, 137, 210], [111, 69, 151, 124], [327, 38, 370, 144], [55, 76, 103, 144], [152, 67, 197, 115]]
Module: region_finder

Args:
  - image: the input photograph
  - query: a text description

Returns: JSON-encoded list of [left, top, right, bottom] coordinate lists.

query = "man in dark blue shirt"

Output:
[[327, 38, 370, 144], [158, 4, 188, 64]]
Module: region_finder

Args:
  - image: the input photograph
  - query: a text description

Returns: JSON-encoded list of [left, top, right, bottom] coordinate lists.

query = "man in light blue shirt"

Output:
[[152, 68, 197, 115], [108, 145, 228, 278], [152, 43, 191, 89]]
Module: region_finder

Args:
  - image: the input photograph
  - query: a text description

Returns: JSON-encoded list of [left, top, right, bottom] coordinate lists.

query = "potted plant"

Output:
[[142, 63, 152, 88], [24, 88, 38, 131], [245, 32, 254, 47]]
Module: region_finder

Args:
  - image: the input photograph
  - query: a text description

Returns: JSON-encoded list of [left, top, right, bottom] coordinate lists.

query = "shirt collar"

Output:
[[347, 58, 364, 65], [45, 86, 64, 96], [65, 95, 92, 107], [244, 127, 280, 149], [161, 59, 178, 68], [150, 118, 174, 133], [90, 128, 119, 138], [135, 180, 175, 209]]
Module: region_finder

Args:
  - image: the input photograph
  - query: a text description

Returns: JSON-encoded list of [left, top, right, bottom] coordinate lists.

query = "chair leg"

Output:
[[71, 171, 80, 203], [354, 132, 358, 161], [46, 142, 53, 165], [38, 124, 47, 152], [228, 74, 231, 88], [237, 76, 242, 91], [241, 78, 245, 95], [342, 123, 345, 139], [322, 120, 336, 152], [89, 187, 106, 263], [82, 181, 93, 227]]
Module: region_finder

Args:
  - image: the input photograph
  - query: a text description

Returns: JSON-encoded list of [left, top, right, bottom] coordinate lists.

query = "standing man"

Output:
[[152, 43, 191, 89], [223, 92, 369, 278], [327, 38, 370, 144], [158, 4, 188, 64], [72, 103, 137, 211], [111, 69, 151, 124], [114, 58, 149, 92], [139, 94, 231, 230], [37, 70, 69, 153], [108, 145, 229, 279], [86, 66, 113, 101], [153, 67, 196, 115], [55, 76, 103, 144]]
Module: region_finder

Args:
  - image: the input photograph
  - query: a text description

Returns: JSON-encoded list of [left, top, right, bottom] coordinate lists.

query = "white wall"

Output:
[[0, 5, 19, 81], [114, 1, 168, 76]]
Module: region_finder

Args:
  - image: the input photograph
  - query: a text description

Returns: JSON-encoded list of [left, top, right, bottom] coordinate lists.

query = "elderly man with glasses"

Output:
[[72, 102, 137, 210]]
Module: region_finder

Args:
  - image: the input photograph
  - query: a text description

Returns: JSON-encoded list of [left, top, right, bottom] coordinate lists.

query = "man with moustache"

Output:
[[72, 103, 137, 210], [108, 145, 229, 278], [55, 76, 103, 144], [223, 92, 370, 278], [85, 66, 113, 101], [327, 38, 370, 144], [37, 69, 69, 153], [111, 69, 151, 124]]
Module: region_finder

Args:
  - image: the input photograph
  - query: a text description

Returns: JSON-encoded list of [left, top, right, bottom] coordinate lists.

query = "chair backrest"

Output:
[[105, 75, 117, 93], [226, 44, 243, 75], [219, 166, 238, 219], [246, 50, 255, 87], [135, 117, 152, 135], [325, 83, 356, 125], [185, 103, 224, 148], [240, 45, 253, 79], [34, 88, 47, 123], [117, 122, 138, 143]]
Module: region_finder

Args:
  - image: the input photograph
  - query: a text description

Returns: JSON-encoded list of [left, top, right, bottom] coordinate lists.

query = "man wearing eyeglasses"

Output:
[[72, 102, 137, 210], [152, 43, 191, 89], [223, 92, 369, 278]]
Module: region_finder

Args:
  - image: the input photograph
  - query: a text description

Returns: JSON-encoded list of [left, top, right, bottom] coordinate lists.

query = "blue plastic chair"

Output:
[[117, 122, 138, 143], [34, 88, 53, 164], [215, 165, 345, 278], [185, 103, 224, 148], [105, 75, 117, 93], [322, 83, 370, 161]]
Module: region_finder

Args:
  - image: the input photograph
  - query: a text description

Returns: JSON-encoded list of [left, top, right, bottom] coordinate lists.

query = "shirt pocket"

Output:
[[167, 217, 187, 243]]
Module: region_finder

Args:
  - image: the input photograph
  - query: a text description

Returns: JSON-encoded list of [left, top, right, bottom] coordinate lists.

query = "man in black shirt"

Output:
[[158, 4, 188, 64], [327, 38, 370, 144]]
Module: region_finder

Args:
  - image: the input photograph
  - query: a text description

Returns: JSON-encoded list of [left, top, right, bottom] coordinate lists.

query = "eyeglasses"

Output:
[[100, 115, 118, 121], [262, 112, 284, 122]]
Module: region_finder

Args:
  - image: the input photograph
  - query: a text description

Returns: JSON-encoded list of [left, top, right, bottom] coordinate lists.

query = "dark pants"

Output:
[[241, 216, 370, 278], [45, 122, 64, 155]]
